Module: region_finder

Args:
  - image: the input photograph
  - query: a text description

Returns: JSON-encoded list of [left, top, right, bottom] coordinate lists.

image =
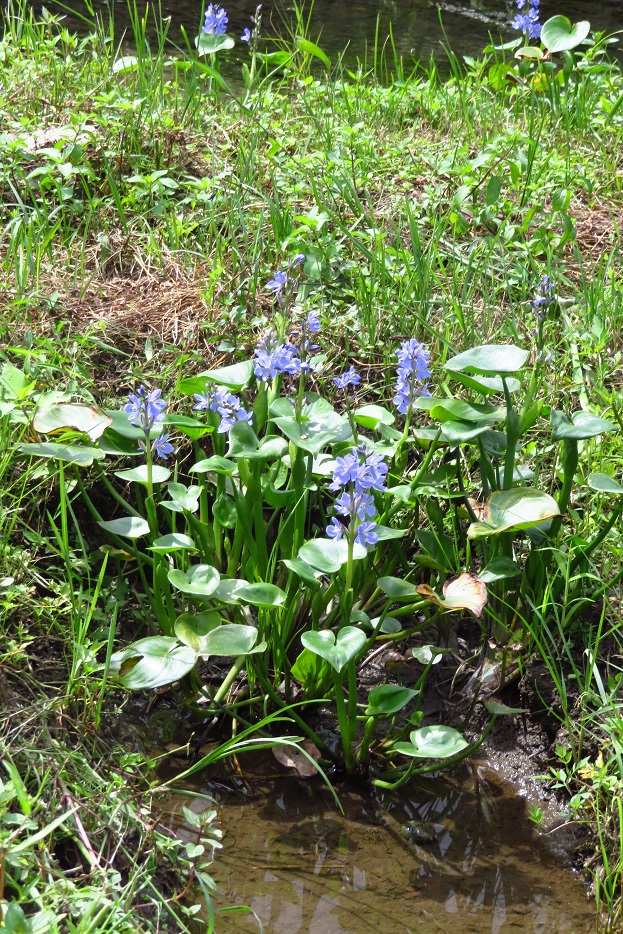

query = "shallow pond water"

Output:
[[164, 758, 596, 934], [42, 0, 623, 67]]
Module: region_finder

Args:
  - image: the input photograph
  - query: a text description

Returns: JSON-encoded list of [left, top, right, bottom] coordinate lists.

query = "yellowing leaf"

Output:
[[417, 572, 488, 618]]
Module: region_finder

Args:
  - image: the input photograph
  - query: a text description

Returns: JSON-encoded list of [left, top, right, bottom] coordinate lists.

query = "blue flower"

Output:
[[512, 0, 541, 38], [241, 27, 251, 42], [306, 311, 320, 334], [530, 276, 555, 315], [124, 386, 167, 432], [292, 253, 306, 266], [253, 340, 300, 381], [393, 338, 431, 415], [203, 4, 228, 36], [266, 270, 287, 295], [326, 517, 344, 540], [152, 432, 174, 460], [333, 366, 361, 391], [355, 521, 379, 548], [329, 448, 387, 494], [193, 386, 251, 432], [334, 491, 377, 521]]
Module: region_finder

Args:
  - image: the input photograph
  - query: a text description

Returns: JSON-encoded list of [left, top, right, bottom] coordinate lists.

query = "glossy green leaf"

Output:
[[365, 684, 417, 717], [112, 54, 140, 74], [17, 442, 106, 466], [301, 626, 366, 672], [212, 578, 248, 603], [174, 611, 222, 651], [103, 409, 144, 439], [196, 33, 236, 54], [148, 533, 197, 553], [415, 397, 503, 424], [291, 647, 328, 692], [33, 403, 112, 440], [282, 558, 323, 589], [353, 404, 395, 430], [111, 636, 196, 689], [272, 412, 351, 455], [190, 456, 238, 475], [587, 473, 623, 495], [394, 725, 468, 759], [551, 410, 616, 440], [377, 577, 419, 599], [295, 36, 331, 68], [541, 15, 590, 53], [163, 413, 213, 441], [179, 360, 254, 394], [115, 464, 171, 484], [479, 556, 521, 582], [411, 645, 443, 665], [468, 487, 560, 539], [168, 564, 220, 598], [298, 538, 366, 573], [161, 482, 201, 513], [373, 525, 406, 542], [445, 344, 529, 375], [201, 624, 260, 657], [235, 582, 287, 607], [370, 615, 403, 634], [227, 421, 288, 461], [97, 516, 151, 538], [444, 371, 521, 396]]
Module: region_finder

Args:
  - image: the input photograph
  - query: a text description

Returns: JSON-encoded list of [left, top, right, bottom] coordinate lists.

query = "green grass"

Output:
[[2, 0, 623, 929]]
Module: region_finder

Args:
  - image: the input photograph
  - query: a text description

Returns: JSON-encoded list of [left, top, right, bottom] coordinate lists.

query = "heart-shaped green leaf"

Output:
[[365, 684, 417, 717], [190, 456, 238, 475], [110, 637, 196, 690], [227, 421, 288, 461], [541, 15, 590, 53], [394, 725, 468, 759], [468, 488, 560, 539], [148, 533, 196, 553], [272, 412, 351, 455], [282, 558, 323, 589], [163, 413, 212, 441], [588, 473, 623, 495], [196, 33, 236, 54], [18, 442, 106, 466], [168, 565, 220, 598], [174, 611, 222, 650], [551, 410, 616, 440], [301, 626, 366, 672], [479, 556, 521, 582], [201, 624, 260, 657], [235, 583, 287, 607], [445, 344, 529, 376], [179, 360, 253, 394], [377, 577, 419, 600], [115, 464, 171, 484], [98, 516, 151, 538], [298, 538, 366, 573], [353, 404, 395, 430]]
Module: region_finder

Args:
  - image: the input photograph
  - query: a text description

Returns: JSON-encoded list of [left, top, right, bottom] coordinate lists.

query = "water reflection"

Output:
[[42, 0, 623, 66], [166, 762, 595, 934]]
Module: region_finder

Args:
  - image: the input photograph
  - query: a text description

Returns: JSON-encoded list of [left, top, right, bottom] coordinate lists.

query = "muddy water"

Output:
[[165, 761, 595, 934]]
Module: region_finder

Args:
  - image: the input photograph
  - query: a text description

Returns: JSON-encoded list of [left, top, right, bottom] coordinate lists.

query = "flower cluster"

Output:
[[512, 0, 541, 39], [530, 275, 555, 316], [393, 338, 431, 415], [265, 254, 305, 301], [124, 386, 174, 460], [203, 3, 228, 35], [194, 386, 252, 433], [326, 446, 387, 548], [241, 4, 262, 44], [333, 366, 361, 391], [253, 311, 320, 381]]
